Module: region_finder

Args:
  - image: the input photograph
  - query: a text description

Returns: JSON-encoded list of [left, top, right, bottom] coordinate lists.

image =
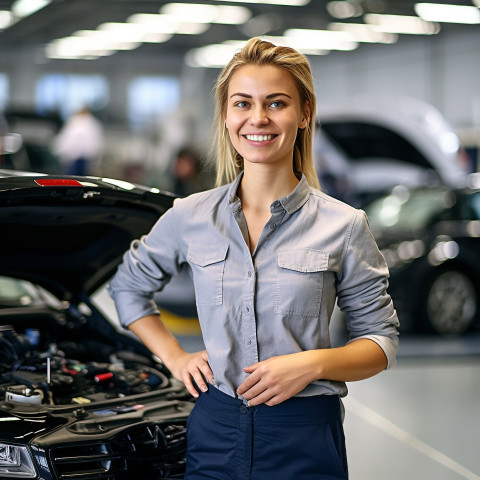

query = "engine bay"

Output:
[[0, 318, 172, 407]]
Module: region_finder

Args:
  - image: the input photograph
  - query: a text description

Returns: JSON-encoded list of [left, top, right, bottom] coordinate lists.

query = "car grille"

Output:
[[50, 423, 187, 480]]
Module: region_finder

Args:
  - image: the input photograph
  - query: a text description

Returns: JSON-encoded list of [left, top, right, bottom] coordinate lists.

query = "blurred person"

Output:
[[52, 107, 103, 176], [171, 146, 212, 196], [109, 38, 399, 479]]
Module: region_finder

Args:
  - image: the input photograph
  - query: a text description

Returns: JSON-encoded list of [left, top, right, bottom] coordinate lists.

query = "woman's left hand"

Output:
[[236, 352, 318, 406]]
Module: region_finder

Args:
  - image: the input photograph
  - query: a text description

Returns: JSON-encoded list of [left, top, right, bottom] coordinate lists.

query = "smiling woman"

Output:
[[109, 37, 399, 480]]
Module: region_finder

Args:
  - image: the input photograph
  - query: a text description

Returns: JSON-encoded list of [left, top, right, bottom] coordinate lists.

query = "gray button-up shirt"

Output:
[[109, 173, 399, 398]]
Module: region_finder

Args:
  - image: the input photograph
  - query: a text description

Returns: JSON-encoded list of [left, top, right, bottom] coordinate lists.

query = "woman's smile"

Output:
[[243, 133, 278, 144]]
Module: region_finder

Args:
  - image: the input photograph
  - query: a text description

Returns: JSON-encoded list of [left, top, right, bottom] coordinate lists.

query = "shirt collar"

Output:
[[227, 171, 310, 215]]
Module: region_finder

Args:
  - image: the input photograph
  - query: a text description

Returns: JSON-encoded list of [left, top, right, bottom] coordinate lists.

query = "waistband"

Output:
[[196, 384, 342, 424]]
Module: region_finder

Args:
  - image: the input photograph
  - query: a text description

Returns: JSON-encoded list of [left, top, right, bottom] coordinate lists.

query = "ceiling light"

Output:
[[285, 28, 358, 51], [98, 22, 173, 43], [185, 36, 329, 68], [161, 3, 218, 23], [329, 23, 397, 43], [73, 30, 142, 50], [159, 3, 251, 24], [128, 13, 210, 35], [214, 0, 309, 5], [415, 3, 480, 24], [252, 36, 328, 55], [215, 6, 252, 24], [0, 10, 13, 28], [46, 30, 143, 60], [365, 13, 440, 34], [11, 0, 51, 17], [326, 1, 363, 19], [186, 43, 243, 68]]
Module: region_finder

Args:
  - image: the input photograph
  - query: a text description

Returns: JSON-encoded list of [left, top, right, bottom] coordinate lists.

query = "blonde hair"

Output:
[[212, 37, 319, 189]]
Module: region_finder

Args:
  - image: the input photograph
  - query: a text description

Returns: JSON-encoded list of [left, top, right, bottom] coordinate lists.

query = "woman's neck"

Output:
[[238, 164, 299, 212]]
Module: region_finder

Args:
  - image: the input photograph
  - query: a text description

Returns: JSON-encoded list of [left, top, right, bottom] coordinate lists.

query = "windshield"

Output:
[[321, 121, 432, 168], [0, 276, 61, 308], [365, 186, 453, 232]]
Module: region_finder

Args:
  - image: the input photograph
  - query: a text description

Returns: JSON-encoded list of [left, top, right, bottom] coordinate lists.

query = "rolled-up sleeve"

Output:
[[336, 209, 399, 368], [108, 204, 185, 329]]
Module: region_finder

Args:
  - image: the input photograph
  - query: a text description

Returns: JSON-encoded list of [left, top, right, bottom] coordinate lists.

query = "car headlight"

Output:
[[0, 443, 36, 478]]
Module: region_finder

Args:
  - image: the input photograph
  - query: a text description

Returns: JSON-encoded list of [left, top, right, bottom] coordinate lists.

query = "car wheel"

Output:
[[425, 269, 478, 335]]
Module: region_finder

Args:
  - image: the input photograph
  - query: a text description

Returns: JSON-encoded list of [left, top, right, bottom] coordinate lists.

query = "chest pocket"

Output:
[[187, 244, 229, 307], [275, 249, 329, 316]]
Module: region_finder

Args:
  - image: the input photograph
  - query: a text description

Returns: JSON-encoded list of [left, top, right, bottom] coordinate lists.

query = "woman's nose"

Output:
[[250, 106, 269, 126]]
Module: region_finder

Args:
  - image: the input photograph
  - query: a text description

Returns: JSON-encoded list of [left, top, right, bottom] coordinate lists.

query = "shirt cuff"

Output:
[[347, 334, 399, 369], [107, 284, 160, 329]]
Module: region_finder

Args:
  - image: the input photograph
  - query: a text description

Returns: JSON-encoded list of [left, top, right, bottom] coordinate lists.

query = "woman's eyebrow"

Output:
[[229, 92, 292, 99]]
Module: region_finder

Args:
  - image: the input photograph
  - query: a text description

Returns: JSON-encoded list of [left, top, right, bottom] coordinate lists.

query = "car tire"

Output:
[[424, 269, 478, 336]]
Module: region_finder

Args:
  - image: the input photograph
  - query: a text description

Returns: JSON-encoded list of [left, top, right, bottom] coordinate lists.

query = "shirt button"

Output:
[[247, 271, 252, 277], [245, 306, 250, 313], [270, 223, 277, 229], [247, 339, 252, 345]]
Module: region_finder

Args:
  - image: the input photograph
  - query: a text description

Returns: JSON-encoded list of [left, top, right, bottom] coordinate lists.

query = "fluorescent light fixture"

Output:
[[159, 3, 251, 24], [259, 36, 330, 55], [0, 10, 13, 28], [415, 3, 480, 24], [186, 36, 331, 68], [46, 30, 143, 60], [365, 13, 440, 34], [214, 0, 309, 5], [326, 1, 363, 19], [215, 6, 252, 24], [11, 0, 51, 17], [128, 13, 210, 35], [285, 28, 358, 51], [186, 43, 243, 68], [98, 22, 173, 43], [73, 30, 142, 50], [329, 23, 398, 43]]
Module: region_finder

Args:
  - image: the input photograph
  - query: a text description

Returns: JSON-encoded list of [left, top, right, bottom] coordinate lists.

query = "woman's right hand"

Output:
[[167, 350, 214, 398]]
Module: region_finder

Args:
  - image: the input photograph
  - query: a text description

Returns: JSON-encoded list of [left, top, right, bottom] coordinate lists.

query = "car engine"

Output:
[[0, 324, 174, 406]]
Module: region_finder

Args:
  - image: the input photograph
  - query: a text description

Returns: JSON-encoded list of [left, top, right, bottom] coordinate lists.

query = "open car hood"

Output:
[[0, 171, 176, 299]]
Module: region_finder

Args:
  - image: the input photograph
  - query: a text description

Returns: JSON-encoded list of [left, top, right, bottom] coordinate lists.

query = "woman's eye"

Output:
[[269, 100, 285, 109], [234, 101, 248, 108]]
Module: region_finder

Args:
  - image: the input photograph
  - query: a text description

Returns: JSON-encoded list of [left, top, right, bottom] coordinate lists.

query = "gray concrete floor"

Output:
[[177, 332, 480, 479]]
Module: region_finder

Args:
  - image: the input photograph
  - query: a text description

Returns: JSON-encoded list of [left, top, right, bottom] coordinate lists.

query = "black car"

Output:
[[0, 171, 193, 480], [364, 180, 480, 336]]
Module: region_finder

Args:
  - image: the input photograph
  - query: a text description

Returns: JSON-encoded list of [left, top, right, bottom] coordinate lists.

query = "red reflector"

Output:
[[35, 179, 83, 187]]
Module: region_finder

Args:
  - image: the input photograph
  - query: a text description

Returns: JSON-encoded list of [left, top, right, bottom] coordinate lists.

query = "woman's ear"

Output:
[[299, 102, 311, 129]]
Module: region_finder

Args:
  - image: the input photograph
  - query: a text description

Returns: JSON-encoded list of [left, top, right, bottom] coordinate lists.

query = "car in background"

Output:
[[364, 176, 480, 336], [315, 96, 472, 206], [0, 170, 192, 479], [0, 111, 62, 173]]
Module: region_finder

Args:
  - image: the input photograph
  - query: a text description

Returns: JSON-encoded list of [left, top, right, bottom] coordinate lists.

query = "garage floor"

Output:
[[175, 328, 480, 480]]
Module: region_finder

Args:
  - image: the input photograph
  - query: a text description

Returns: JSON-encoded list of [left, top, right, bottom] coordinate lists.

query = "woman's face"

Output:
[[225, 64, 309, 170]]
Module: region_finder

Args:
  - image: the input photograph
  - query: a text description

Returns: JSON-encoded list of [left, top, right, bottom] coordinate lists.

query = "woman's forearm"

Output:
[[313, 338, 387, 383], [127, 314, 186, 368]]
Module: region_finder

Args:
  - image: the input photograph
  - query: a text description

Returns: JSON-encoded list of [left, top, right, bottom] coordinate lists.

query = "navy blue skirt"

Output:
[[185, 385, 348, 479]]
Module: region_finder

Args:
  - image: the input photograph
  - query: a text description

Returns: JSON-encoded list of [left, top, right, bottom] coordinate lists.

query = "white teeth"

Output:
[[245, 134, 273, 142]]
